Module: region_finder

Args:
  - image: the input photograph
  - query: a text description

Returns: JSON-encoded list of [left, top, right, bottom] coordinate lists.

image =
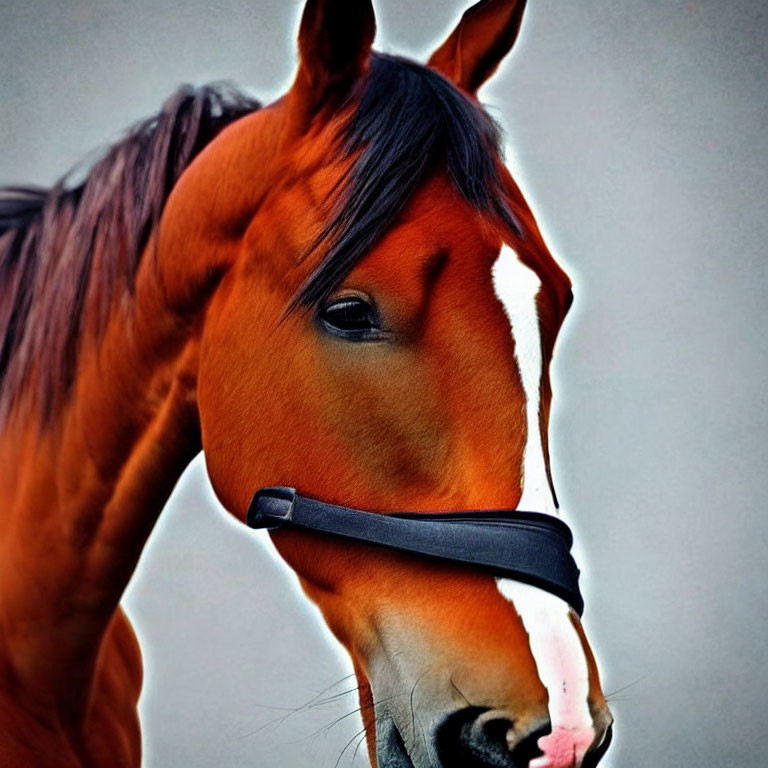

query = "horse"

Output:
[[0, 1, 613, 766]]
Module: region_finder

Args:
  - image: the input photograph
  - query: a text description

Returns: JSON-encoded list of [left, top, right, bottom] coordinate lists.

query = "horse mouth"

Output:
[[582, 724, 613, 768]]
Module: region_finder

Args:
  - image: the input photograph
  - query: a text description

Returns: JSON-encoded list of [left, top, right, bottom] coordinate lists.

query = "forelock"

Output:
[[292, 53, 520, 310]]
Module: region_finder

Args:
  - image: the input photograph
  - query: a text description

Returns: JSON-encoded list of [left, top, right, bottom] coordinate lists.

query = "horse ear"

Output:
[[288, 0, 376, 129], [427, 0, 528, 93]]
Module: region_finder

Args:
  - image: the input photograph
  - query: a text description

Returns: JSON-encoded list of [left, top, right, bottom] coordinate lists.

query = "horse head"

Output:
[[146, 1, 614, 766]]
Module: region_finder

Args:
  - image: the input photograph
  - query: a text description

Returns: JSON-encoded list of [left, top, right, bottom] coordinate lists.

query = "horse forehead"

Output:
[[265, 164, 489, 252], [365, 181, 501, 262], [363, 177, 567, 297]]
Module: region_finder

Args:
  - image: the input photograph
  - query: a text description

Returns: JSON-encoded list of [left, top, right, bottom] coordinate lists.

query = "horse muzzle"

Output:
[[376, 704, 613, 768], [246, 487, 611, 768]]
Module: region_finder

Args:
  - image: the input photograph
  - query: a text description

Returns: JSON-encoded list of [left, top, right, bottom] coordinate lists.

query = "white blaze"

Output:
[[491, 245, 555, 516], [498, 581, 594, 768], [492, 245, 595, 767]]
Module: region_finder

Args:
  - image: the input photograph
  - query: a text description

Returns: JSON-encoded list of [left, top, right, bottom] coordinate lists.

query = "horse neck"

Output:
[[0, 232, 206, 727]]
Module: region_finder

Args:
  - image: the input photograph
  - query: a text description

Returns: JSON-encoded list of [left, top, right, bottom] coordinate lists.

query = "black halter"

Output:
[[247, 487, 584, 616]]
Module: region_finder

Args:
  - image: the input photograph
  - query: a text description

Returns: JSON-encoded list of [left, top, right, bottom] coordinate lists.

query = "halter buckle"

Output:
[[246, 486, 297, 529]]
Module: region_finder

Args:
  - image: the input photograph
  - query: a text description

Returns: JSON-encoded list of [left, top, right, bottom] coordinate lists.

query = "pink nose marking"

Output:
[[529, 726, 594, 768]]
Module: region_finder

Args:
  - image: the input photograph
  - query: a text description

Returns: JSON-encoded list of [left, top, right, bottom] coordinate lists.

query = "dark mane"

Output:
[[0, 85, 259, 422], [293, 53, 519, 308], [0, 57, 513, 423]]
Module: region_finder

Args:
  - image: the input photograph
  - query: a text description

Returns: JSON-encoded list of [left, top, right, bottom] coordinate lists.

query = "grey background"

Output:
[[2, 1, 767, 766]]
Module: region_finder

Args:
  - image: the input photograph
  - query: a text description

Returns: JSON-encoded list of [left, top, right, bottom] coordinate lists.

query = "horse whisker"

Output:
[[448, 674, 472, 707], [604, 673, 650, 699], [240, 674, 360, 738], [334, 726, 368, 768], [293, 695, 396, 745]]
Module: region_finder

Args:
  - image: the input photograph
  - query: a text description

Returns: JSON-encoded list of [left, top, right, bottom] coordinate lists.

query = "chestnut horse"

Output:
[[0, 1, 613, 766]]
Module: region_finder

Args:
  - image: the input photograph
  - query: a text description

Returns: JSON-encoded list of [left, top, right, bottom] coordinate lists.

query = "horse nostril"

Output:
[[507, 723, 550, 768], [435, 707, 548, 768], [435, 708, 612, 768], [480, 716, 552, 768], [435, 706, 503, 767]]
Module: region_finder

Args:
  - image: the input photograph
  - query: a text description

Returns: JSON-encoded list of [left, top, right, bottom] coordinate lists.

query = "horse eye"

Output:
[[318, 296, 382, 340]]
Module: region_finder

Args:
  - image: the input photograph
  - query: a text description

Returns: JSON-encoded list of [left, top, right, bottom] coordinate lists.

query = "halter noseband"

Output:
[[246, 487, 584, 615]]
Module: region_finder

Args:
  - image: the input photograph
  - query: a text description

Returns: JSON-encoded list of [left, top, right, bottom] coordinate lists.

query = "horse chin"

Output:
[[375, 718, 417, 768]]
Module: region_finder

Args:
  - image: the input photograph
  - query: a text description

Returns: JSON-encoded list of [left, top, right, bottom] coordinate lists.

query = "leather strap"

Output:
[[247, 487, 584, 615]]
